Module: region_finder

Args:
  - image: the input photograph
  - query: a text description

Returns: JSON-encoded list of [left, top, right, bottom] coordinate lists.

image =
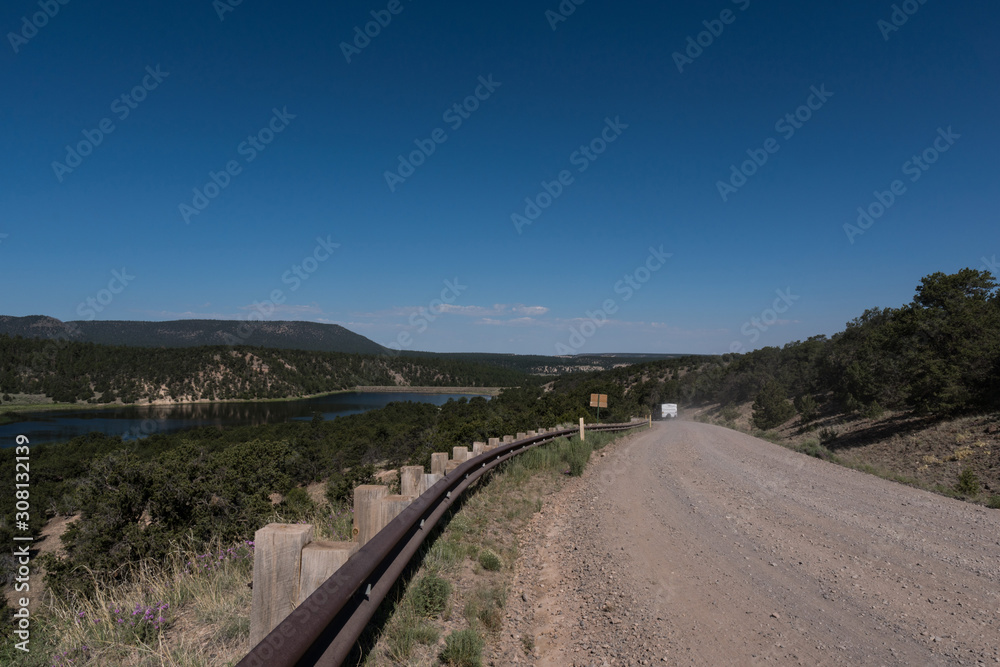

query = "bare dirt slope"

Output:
[[493, 421, 1000, 666]]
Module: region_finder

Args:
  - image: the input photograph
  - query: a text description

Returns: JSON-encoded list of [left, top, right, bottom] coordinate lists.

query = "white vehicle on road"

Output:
[[661, 403, 677, 419]]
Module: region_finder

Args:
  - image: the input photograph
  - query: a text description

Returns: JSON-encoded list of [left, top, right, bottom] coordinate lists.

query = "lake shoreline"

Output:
[[0, 386, 506, 417]]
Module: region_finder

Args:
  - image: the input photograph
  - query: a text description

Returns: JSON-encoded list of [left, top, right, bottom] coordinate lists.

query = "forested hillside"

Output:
[[0, 337, 529, 404], [557, 269, 1000, 423], [0, 384, 634, 603], [0, 316, 388, 355]]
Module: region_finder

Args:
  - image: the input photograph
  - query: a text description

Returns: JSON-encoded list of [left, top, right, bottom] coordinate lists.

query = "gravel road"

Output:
[[492, 421, 1000, 666]]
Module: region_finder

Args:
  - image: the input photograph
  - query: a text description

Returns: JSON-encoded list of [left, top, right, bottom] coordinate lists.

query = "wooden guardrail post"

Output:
[[250, 523, 314, 646], [297, 540, 358, 605], [488, 437, 499, 450], [445, 460, 462, 474], [431, 452, 448, 476], [472, 441, 485, 456], [400, 465, 424, 497], [421, 473, 442, 494], [380, 495, 414, 527], [452, 446, 469, 462], [503, 435, 513, 444], [353, 485, 388, 545], [579, 417, 585, 441], [516, 432, 526, 440]]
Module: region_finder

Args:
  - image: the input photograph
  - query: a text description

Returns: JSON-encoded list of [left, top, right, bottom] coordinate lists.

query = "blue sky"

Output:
[[2, 0, 997, 355]]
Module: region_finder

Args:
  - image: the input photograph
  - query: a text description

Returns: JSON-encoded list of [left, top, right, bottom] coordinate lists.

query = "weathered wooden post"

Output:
[[421, 473, 442, 494], [353, 485, 388, 546], [445, 460, 462, 474], [431, 452, 449, 476], [297, 540, 358, 605], [250, 523, 313, 646], [516, 432, 526, 440], [579, 417, 585, 441], [472, 441, 486, 456], [488, 437, 499, 450], [380, 495, 414, 527], [452, 446, 469, 462], [400, 465, 424, 497], [503, 435, 513, 444]]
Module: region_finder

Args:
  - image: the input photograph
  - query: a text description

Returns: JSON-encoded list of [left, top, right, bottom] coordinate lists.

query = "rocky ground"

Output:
[[491, 420, 1000, 666]]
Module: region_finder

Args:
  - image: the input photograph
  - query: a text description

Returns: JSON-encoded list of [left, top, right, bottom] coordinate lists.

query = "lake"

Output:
[[0, 391, 490, 447]]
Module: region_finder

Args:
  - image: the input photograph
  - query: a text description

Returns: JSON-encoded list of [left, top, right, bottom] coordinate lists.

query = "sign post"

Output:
[[589, 393, 608, 423]]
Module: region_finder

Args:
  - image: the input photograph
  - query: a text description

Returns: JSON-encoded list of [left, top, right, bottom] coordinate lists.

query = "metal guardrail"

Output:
[[237, 420, 648, 667]]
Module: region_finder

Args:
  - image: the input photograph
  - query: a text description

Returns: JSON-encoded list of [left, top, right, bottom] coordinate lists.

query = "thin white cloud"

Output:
[[353, 303, 549, 319]]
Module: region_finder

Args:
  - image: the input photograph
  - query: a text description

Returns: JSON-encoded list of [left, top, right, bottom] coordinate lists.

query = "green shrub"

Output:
[[565, 446, 589, 476], [279, 487, 315, 521], [797, 440, 836, 461], [719, 405, 740, 423], [986, 495, 1000, 509], [441, 628, 484, 667], [955, 468, 980, 496], [793, 394, 818, 423], [325, 464, 376, 504], [752, 381, 795, 430], [861, 401, 885, 419], [819, 427, 838, 444], [478, 549, 502, 572], [410, 574, 450, 618]]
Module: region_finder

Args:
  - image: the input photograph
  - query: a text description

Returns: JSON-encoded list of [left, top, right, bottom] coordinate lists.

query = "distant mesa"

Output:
[[0, 315, 388, 355]]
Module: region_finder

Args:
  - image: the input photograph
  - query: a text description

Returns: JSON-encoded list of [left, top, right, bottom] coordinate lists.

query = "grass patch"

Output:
[[464, 584, 506, 633], [358, 428, 630, 665], [410, 574, 451, 619], [1, 538, 255, 667], [441, 628, 484, 667], [477, 549, 502, 572]]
